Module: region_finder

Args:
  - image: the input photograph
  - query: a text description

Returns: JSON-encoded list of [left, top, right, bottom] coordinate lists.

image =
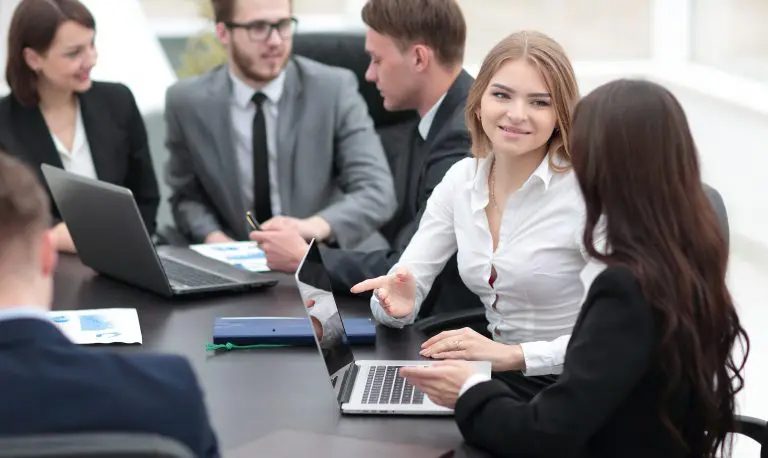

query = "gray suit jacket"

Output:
[[164, 57, 396, 246]]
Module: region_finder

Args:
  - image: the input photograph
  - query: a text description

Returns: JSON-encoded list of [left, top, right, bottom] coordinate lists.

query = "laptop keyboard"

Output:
[[160, 258, 233, 288], [361, 366, 425, 405]]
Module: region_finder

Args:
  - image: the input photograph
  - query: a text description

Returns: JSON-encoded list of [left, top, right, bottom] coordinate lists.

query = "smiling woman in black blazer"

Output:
[[401, 79, 750, 458], [0, 0, 159, 252]]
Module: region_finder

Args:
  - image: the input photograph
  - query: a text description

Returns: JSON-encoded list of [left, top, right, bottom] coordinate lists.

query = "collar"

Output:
[[229, 68, 287, 109], [530, 153, 556, 191], [0, 306, 51, 324], [467, 153, 557, 212], [418, 93, 447, 140]]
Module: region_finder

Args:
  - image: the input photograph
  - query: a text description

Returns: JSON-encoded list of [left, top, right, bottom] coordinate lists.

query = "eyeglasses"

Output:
[[225, 17, 298, 42]]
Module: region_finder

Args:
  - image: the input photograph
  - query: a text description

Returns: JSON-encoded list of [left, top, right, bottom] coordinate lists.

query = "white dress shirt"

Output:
[[229, 69, 286, 218], [371, 155, 591, 376], [51, 102, 97, 179]]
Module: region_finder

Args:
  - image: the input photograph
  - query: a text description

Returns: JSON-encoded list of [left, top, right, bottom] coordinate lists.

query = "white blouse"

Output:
[[51, 102, 97, 180], [371, 156, 591, 376]]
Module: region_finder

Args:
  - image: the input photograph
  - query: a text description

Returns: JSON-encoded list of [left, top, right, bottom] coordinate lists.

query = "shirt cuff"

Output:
[[458, 373, 492, 398], [520, 340, 564, 376]]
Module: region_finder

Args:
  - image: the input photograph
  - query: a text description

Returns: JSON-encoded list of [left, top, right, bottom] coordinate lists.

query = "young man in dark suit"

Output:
[[251, 0, 482, 316], [0, 151, 219, 457]]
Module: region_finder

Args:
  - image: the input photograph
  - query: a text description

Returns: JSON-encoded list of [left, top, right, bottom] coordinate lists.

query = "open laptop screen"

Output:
[[295, 240, 355, 397]]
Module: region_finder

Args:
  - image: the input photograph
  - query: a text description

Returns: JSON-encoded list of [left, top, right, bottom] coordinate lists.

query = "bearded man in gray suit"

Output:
[[165, 0, 395, 247]]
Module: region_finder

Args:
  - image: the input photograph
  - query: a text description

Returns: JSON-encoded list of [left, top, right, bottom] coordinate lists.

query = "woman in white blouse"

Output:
[[352, 31, 588, 396], [0, 0, 159, 253]]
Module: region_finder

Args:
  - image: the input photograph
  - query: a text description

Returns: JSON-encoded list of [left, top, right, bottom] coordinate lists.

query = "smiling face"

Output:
[[24, 20, 97, 95], [218, 0, 293, 86], [478, 58, 557, 160]]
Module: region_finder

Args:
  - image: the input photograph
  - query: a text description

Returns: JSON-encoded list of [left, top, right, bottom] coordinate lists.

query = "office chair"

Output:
[[415, 184, 731, 335], [293, 31, 418, 130], [0, 432, 194, 458], [735, 415, 768, 458]]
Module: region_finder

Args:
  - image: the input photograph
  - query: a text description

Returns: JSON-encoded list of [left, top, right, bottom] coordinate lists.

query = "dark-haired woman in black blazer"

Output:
[[401, 79, 749, 458], [0, 0, 158, 252]]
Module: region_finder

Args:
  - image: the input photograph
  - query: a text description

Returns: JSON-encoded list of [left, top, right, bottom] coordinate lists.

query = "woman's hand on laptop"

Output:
[[399, 361, 476, 408], [350, 266, 416, 318], [420, 327, 525, 372]]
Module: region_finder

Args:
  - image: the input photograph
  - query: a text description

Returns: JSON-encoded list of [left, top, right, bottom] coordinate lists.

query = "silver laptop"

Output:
[[42, 164, 277, 297], [295, 239, 491, 415]]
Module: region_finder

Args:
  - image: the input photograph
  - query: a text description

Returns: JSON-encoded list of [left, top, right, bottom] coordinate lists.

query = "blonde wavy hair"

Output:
[[465, 31, 579, 172]]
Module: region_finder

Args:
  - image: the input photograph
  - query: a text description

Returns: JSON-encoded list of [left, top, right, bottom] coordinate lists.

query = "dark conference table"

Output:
[[52, 253, 486, 457]]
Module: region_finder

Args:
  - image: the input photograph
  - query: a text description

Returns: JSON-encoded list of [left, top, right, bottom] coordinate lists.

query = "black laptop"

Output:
[[42, 164, 277, 296]]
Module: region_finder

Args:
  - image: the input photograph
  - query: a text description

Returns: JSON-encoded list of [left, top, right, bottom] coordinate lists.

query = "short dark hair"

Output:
[[5, 0, 95, 107], [210, 0, 293, 24], [361, 0, 466, 67], [0, 151, 50, 268]]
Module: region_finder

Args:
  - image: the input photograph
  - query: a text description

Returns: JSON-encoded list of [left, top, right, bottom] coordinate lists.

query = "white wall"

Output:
[[574, 62, 768, 263]]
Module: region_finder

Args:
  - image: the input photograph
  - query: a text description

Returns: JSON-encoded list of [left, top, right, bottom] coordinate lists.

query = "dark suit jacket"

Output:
[[456, 266, 695, 458], [0, 318, 219, 457], [320, 70, 484, 316], [0, 82, 160, 234]]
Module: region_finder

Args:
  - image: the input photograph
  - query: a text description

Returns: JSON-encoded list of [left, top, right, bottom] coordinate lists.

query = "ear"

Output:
[[411, 44, 431, 72], [214, 22, 230, 46], [39, 230, 58, 278], [22, 47, 42, 73]]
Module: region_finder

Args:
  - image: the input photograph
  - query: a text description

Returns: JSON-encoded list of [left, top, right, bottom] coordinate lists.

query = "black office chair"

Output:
[[415, 184, 732, 335], [293, 31, 418, 130], [0, 432, 194, 458], [735, 415, 768, 457]]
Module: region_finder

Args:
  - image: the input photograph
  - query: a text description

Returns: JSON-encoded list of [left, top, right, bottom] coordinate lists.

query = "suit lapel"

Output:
[[79, 88, 121, 182], [206, 67, 245, 224], [275, 59, 302, 215], [10, 98, 62, 170], [425, 70, 472, 146]]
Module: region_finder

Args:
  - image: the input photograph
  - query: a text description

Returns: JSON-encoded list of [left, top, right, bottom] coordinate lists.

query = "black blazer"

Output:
[[0, 318, 219, 457], [320, 70, 484, 315], [0, 82, 160, 233], [456, 266, 695, 458]]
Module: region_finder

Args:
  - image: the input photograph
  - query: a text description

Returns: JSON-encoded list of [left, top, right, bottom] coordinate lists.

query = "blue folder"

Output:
[[213, 316, 376, 345]]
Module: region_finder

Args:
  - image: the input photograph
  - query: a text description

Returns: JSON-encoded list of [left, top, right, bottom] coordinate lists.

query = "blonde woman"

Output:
[[352, 31, 589, 398]]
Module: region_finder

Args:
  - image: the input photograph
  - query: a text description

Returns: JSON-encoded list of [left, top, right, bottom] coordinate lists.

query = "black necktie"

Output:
[[251, 92, 272, 222]]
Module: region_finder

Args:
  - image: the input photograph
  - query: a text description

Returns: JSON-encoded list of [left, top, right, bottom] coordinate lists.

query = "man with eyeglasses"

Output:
[[164, 0, 395, 249]]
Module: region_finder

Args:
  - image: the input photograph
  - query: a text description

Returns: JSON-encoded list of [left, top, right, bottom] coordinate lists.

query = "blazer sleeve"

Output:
[[119, 85, 160, 235], [455, 267, 655, 457], [164, 87, 225, 242], [319, 119, 470, 292], [314, 70, 396, 248], [172, 357, 221, 458]]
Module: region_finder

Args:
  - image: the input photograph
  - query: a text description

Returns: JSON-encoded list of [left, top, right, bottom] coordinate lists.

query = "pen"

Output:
[[245, 211, 262, 231]]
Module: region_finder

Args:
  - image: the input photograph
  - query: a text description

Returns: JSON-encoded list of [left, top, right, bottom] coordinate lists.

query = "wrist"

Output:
[[304, 216, 332, 241], [495, 343, 525, 372]]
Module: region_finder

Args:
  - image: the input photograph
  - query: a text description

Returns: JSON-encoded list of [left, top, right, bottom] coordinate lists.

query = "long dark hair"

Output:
[[571, 79, 749, 457]]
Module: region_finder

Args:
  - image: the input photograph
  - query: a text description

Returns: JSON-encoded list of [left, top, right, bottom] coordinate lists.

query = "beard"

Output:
[[231, 41, 290, 84]]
